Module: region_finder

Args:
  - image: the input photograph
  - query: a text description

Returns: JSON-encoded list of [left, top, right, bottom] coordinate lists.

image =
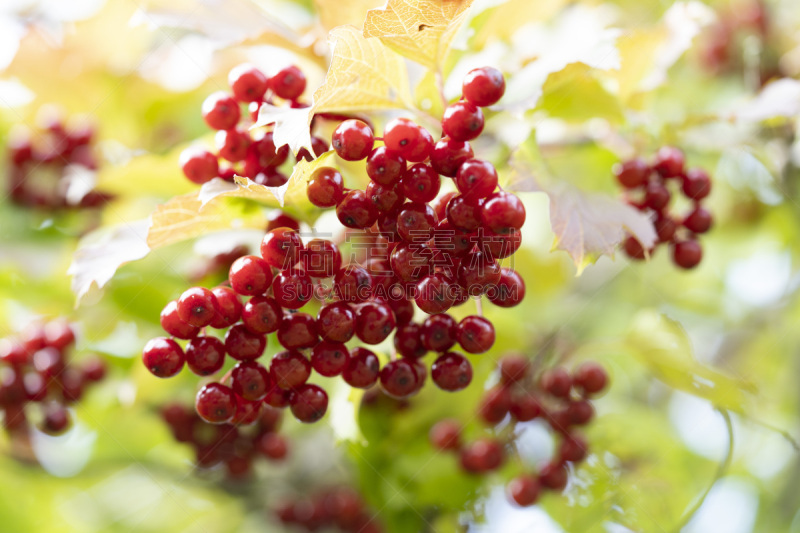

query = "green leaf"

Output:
[[538, 63, 625, 124]]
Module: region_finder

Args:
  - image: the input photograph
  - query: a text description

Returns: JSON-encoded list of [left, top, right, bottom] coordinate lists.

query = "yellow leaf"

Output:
[[413, 70, 446, 119], [469, 0, 569, 48], [363, 0, 473, 69], [537, 63, 625, 124], [613, 28, 668, 102], [314, 0, 386, 30], [95, 143, 197, 198], [311, 26, 413, 115]]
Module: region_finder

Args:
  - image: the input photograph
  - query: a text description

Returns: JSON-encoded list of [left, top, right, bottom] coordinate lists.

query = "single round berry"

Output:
[[272, 270, 314, 309], [258, 433, 288, 460], [366, 146, 406, 185], [573, 362, 607, 395], [196, 382, 237, 424], [302, 239, 342, 278], [311, 340, 349, 377], [277, 312, 319, 349], [231, 361, 271, 401], [481, 191, 526, 233], [431, 137, 473, 177], [654, 214, 678, 243], [510, 394, 542, 422], [623, 235, 647, 260], [567, 400, 594, 425], [431, 352, 472, 391], [433, 220, 474, 258], [380, 359, 419, 399], [455, 159, 497, 201], [229, 255, 273, 296], [180, 148, 219, 184], [402, 163, 441, 203], [487, 267, 525, 308], [177, 287, 220, 327], [672, 239, 703, 269], [216, 129, 251, 164], [143, 337, 185, 378], [332, 119, 374, 161], [185, 335, 226, 376], [228, 64, 269, 102], [429, 419, 461, 450], [462, 66, 505, 107], [210, 286, 242, 329], [242, 295, 282, 334], [271, 350, 311, 389], [382, 118, 433, 162], [307, 167, 345, 208], [366, 180, 405, 213], [499, 354, 530, 384], [539, 462, 568, 491], [355, 300, 396, 344], [232, 397, 263, 425], [479, 386, 511, 424], [343, 347, 380, 388], [160, 300, 199, 339], [246, 132, 289, 170], [541, 368, 572, 398], [261, 227, 304, 270], [397, 202, 437, 243], [390, 242, 432, 282], [560, 434, 588, 463], [201, 92, 240, 130], [290, 383, 328, 423], [225, 324, 267, 360], [613, 159, 650, 188], [682, 168, 712, 200], [456, 316, 495, 353], [458, 251, 501, 296], [446, 194, 482, 231], [336, 189, 379, 229], [508, 476, 540, 507], [271, 65, 306, 100], [460, 438, 504, 473], [442, 101, 484, 142], [683, 206, 713, 234], [421, 314, 457, 352], [334, 265, 373, 303], [653, 146, 685, 178], [394, 323, 427, 359], [266, 211, 300, 232], [41, 403, 70, 435], [317, 302, 356, 343], [644, 181, 670, 211], [415, 274, 455, 314]]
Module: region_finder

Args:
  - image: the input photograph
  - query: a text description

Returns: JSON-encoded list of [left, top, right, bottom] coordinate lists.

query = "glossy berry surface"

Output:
[[196, 383, 237, 424], [431, 352, 473, 391], [177, 287, 219, 327], [201, 92, 240, 130], [229, 255, 272, 296], [143, 337, 185, 378], [307, 167, 345, 208], [228, 64, 269, 102], [332, 120, 374, 161], [271, 65, 306, 100], [442, 101, 484, 142], [290, 384, 328, 423], [366, 147, 406, 185], [383, 118, 433, 163], [462, 66, 506, 107]]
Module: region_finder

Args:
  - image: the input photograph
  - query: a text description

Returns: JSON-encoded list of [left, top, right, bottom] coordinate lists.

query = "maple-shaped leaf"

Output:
[[311, 25, 413, 115], [252, 104, 313, 155], [363, 0, 473, 70]]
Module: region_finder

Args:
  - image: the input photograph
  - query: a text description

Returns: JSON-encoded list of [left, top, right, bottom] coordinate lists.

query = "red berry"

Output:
[[271, 65, 306, 100], [613, 159, 649, 188], [462, 66, 505, 107], [225, 324, 267, 360], [566, 400, 594, 425], [672, 239, 703, 269], [143, 337, 185, 378], [241, 296, 282, 334], [499, 354, 530, 384], [231, 361, 271, 401], [397, 202, 438, 243], [429, 419, 461, 450], [272, 269, 314, 309], [180, 148, 219, 184], [196, 382, 237, 424], [232, 397, 262, 425], [481, 191, 526, 233], [653, 146, 685, 178], [683, 206, 713, 234], [623, 235, 648, 260], [277, 312, 319, 349], [394, 323, 427, 359], [177, 287, 220, 327], [458, 251, 501, 296], [366, 180, 405, 213], [301, 239, 342, 278], [343, 347, 380, 388], [644, 181, 670, 211], [460, 438, 504, 473], [332, 119, 374, 161], [508, 476, 540, 506], [478, 228, 521, 260], [336, 189, 379, 229], [455, 159, 497, 201], [229, 255, 273, 296], [431, 352, 472, 391], [456, 316, 495, 354], [271, 350, 311, 389], [560, 434, 588, 463], [355, 300, 396, 344], [510, 394, 542, 422], [654, 214, 678, 243], [41, 403, 70, 435], [366, 146, 406, 185], [290, 383, 328, 423], [185, 335, 226, 376], [258, 432, 288, 460], [383, 118, 433, 163], [81, 357, 107, 382], [420, 313, 457, 352], [487, 267, 525, 307], [228, 64, 269, 102], [334, 265, 373, 303], [296, 136, 329, 162], [246, 131, 289, 170], [266, 211, 300, 232], [380, 359, 419, 399], [215, 128, 251, 162], [261, 227, 304, 270], [539, 462, 568, 491], [415, 274, 455, 314], [541, 368, 572, 398], [682, 168, 711, 200], [431, 137, 473, 177], [209, 286, 242, 329], [402, 163, 441, 203], [446, 194, 482, 231], [478, 386, 511, 425], [311, 341, 349, 377], [160, 300, 199, 339], [202, 92, 240, 130], [307, 167, 345, 208], [573, 362, 608, 395], [317, 302, 356, 343], [442, 101, 484, 142]]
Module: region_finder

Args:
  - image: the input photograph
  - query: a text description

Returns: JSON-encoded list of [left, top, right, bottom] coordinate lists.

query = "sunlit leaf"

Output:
[[468, 0, 569, 48], [314, 0, 386, 30], [253, 103, 313, 155], [538, 63, 624, 124]]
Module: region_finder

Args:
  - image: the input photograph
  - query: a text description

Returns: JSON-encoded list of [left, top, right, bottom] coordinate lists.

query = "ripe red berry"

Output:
[[654, 214, 678, 243], [241, 295, 282, 334], [460, 438, 504, 473], [539, 462, 568, 491], [510, 394, 542, 422], [307, 167, 345, 207], [261, 227, 304, 270], [160, 300, 199, 339], [343, 347, 380, 388], [266, 211, 300, 232], [420, 313, 457, 352], [301, 239, 342, 278], [541, 368, 572, 398], [296, 136, 329, 162], [311, 341, 349, 377], [429, 419, 461, 450], [143, 337, 185, 378], [573, 362, 608, 395], [380, 359, 419, 399], [180, 147, 219, 184], [272, 269, 314, 309], [508, 476, 540, 507], [336, 190, 379, 229], [41, 403, 71, 435], [317, 302, 356, 343], [290, 383, 328, 423], [202, 92, 240, 130], [231, 361, 271, 401], [258, 432, 288, 460], [442, 101, 484, 142], [462, 66, 505, 107], [225, 324, 267, 360], [431, 137, 473, 177], [682, 168, 711, 200], [271, 350, 311, 389], [233, 397, 262, 425], [487, 267, 525, 308], [455, 159, 497, 201], [560, 434, 588, 463], [458, 251, 501, 296], [397, 202, 437, 243], [394, 323, 427, 359], [566, 400, 594, 425], [456, 316, 495, 354], [478, 386, 511, 425], [334, 265, 373, 303], [228, 64, 269, 102], [366, 146, 406, 186], [653, 146, 685, 178], [390, 242, 432, 282], [209, 286, 242, 329], [415, 274, 455, 314], [383, 118, 433, 163], [196, 382, 237, 424], [271, 65, 306, 100], [332, 119, 374, 161], [185, 336, 226, 376], [277, 312, 319, 349], [431, 352, 473, 391], [247, 131, 289, 169], [672, 239, 703, 269], [481, 191, 526, 233], [177, 287, 220, 327], [355, 300, 396, 344], [402, 163, 441, 203], [446, 194, 481, 231], [229, 255, 273, 296], [366, 180, 405, 213], [623, 235, 648, 260], [683, 206, 713, 234], [216, 128, 251, 162], [499, 354, 530, 384], [613, 158, 650, 188], [644, 181, 670, 211]]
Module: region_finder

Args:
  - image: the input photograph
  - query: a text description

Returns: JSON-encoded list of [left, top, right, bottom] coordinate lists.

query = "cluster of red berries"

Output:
[[429, 354, 608, 507], [701, 0, 769, 75], [616, 147, 712, 269], [179, 63, 329, 187], [0, 320, 106, 437], [161, 401, 287, 480], [274, 487, 383, 533], [6, 109, 111, 209]]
